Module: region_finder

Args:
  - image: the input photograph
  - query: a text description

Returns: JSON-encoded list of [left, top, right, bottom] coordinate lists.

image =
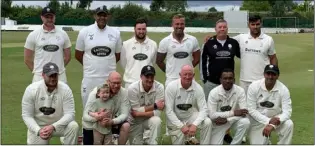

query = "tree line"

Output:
[[1, 0, 314, 27]]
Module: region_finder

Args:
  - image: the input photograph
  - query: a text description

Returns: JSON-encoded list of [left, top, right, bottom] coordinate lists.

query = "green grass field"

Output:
[[1, 31, 314, 144]]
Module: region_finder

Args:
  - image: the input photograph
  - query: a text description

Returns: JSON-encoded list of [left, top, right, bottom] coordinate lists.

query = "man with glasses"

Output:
[[82, 71, 131, 145], [24, 7, 72, 83], [21, 62, 79, 144]]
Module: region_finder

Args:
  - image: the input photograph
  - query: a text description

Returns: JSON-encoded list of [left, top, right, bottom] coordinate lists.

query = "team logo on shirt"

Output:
[[260, 101, 274, 108], [173, 52, 189, 59], [216, 51, 231, 57], [43, 45, 59, 52], [245, 48, 261, 53], [213, 44, 217, 49], [91, 46, 111, 57], [176, 104, 192, 111], [228, 44, 232, 50], [88, 34, 94, 40], [133, 53, 148, 61], [220, 105, 232, 112]]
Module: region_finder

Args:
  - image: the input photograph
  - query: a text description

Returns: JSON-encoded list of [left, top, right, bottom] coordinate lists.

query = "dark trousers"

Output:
[[83, 129, 94, 145]]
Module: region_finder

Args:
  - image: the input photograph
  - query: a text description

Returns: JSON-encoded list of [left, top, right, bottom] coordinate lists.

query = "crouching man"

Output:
[[128, 65, 165, 144], [22, 62, 79, 145], [247, 64, 293, 144], [207, 68, 250, 144], [165, 65, 212, 144]]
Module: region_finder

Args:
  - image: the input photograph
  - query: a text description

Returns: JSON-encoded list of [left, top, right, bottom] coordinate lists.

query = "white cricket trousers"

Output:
[[167, 112, 212, 144], [81, 77, 107, 108], [129, 116, 162, 145], [27, 121, 79, 145], [210, 117, 250, 144], [248, 119, 294, 144], [239, 80, 252, 94], [32, 72, 67, 83]]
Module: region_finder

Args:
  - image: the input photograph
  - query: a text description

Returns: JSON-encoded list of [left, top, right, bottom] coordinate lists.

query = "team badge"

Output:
[[40, 97, 45, 100], [145, 45, 149, 50], [245, 40, 248, 44], [213, 44, 217, 49], [228, 44, 232, 49], [172, 45, 176, 48], [88, 34, 94, 40], [132, 46, 136, 50]]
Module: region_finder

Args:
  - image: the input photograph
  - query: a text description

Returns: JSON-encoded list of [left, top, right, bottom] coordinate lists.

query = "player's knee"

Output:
[[68, 121, 79, 131], [149, 116, 162, 126], [283, 119, 294, 131], [240, 118, 250, 128], [121, 122, 130, 132], [203, 117, 212, 127]]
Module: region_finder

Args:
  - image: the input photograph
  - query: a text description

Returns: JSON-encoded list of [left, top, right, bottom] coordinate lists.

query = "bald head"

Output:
[[108, 71, 121, 81], [180, 65, 194, 74]]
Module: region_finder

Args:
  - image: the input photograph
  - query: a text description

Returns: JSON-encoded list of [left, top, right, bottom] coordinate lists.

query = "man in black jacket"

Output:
[[202, 19, 241, 100]]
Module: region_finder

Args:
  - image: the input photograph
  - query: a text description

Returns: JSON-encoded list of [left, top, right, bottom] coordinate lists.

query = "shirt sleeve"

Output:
[[199, 44, 204, 81], [115, 30, 122, 53], [235, 40, 241, 58], [120, 42, 127, 69], [21, 86, 41, 135], [83, 99, 98, 122], [247, 84, 271, 125], [24, 32, 35, 50], [152, 41, 158, 65], [157, 39, 167, 53], [227, 88, 247, 123], [52, 87, 75, 129], [75, 28, 86, 51], [208, 89, 234, 120], [62, 31, 72, 49], [201, 43, 209, 81], [277, 87, 292, 123], [153, 84, 165, 117], [192, 37, 200, 52], [112, 89, 130, 125], [192, 87, 208, 126], [165, 85, 184, 128], [268, 37, 276, 55], [82, 88, 98, 122]]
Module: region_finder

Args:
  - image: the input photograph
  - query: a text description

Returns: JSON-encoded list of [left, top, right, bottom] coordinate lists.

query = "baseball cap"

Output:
[[95, 7, 108, 15], [264, 64, 280, 75], [141, 65, 156, 76], [43, 62, 59, 76], [41, 7, 55, 16]]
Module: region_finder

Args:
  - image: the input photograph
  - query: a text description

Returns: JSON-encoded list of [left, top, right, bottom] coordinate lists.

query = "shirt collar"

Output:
[[41, 24, 56, 33], [218, 84, 237, 97], [41, 80, 58, 94], [260, 78, 279, 92], [133, 36, 149, 44], [170, 32, 189, 43], [94, 21, 107, 31], [247, 32, 265, 39], [178, 79, 195, 91], [139, 80, 156, 93]]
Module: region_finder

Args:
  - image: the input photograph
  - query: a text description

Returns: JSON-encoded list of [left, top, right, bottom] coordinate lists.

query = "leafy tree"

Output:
[[150, 0, 165, 11], [208, 7, 217, 12], [164, 0, 188, 12], [47, 0, 60, 13], [240, 0, 271, 12], [1, 0, 12, 17]]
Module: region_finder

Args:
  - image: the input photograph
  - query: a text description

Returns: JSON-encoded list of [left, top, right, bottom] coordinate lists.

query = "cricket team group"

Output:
[[21, 6, 294, 145]]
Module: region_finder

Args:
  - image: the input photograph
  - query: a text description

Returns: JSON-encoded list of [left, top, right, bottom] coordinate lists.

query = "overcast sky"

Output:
[[11, 1, 243, 12]]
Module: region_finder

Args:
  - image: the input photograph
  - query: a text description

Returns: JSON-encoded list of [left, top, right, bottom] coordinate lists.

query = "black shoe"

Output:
[[223, 134, 233, 144]]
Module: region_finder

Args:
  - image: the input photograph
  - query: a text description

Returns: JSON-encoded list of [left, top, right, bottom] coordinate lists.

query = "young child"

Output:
[[85, 83, 115, 145]]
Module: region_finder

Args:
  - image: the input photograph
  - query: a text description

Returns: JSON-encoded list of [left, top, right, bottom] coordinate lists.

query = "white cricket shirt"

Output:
[[165, 79, 207, 128], [75, 22, 122, 78], [233, 33, 276, 82], [158, 33, 200, 81], [208, 84, 247, 123], [127, 80, 164, 124], [120, 37, 157, 85], [21, 80, 75, 134], [247, 78, 292, 125], [24, 25, 72, 75]]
